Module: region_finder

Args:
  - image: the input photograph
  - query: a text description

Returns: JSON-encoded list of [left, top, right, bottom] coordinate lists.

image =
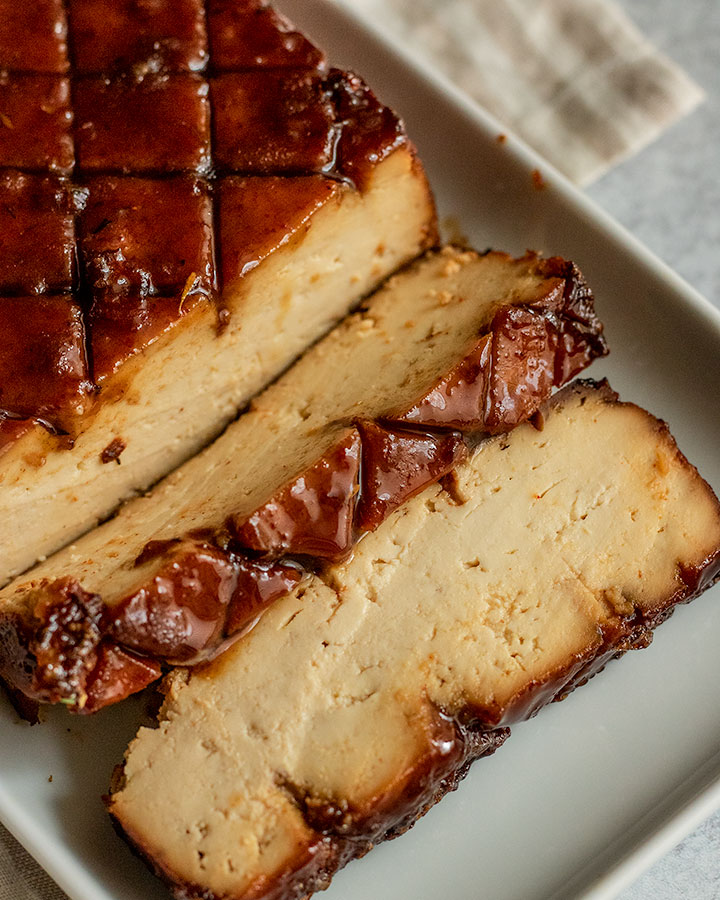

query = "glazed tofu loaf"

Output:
[[0, 0, 437, 584], [108, 380, 720, 900], [0, 247, 607, 711]]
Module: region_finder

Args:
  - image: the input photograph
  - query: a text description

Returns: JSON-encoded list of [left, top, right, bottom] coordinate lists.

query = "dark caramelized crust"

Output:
[[0, 1, 414, 436], [207, 0, 327, 71], [329, 69, 405, 186], [0, 74, 74, 173], [106, 382, 720, 900], [79, 175, 216, 378], [83, 643, 161, 714], [74, 75, 212, 174], [68, 0, 208, 75], [354, 421, 467, 532], [211, 71, 337, 173], [0, 296, 91, 429], [0, 171, 76, 294], [107, 541, 245, 661], [116, 721, 511, 900], [223, 558, 303, 636], [391, 258, 606, 432], [231, 430, 363, 560], [106, 543, 303, 662], [80, 176, 216, 299], [29, 581, 103, 702], [0, 0, 69, 74], [0, 548, 304, 708]]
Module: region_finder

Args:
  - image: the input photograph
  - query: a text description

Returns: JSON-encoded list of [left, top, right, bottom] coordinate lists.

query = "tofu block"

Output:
[[0, 0, 437, 582]]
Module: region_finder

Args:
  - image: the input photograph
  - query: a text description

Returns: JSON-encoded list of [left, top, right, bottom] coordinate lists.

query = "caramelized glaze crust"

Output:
[[68, 0, 208, 75], [0, 171, 76, 293], [0, 74, 74, 173], [0, 0, 69, 74], [73, 75, 213, 174], [0, 0, 408, 434], [0, 296, 92, 429], [207, 0, 327, 70]]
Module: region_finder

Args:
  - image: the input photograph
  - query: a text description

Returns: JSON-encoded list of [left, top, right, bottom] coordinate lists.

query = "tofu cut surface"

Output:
[[0, 0, 437, 584], [108, 381, 720, 900], [0, 248, 607, 711]]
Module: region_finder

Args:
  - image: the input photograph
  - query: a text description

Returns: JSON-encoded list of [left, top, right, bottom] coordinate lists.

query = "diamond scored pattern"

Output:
[[68, 0, 208, 75], [0, 0, 399, 433], [73, 74, 213, 174], [211, 71, 337, 173]]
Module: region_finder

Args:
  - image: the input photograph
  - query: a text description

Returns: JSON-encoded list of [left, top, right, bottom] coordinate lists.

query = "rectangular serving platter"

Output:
[[2, 2, 720, 899]]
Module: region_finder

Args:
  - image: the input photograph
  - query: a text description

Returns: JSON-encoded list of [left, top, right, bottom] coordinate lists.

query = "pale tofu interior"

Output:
[[4, 247, 567, 612], [110, 384, 720, 898], [0, 147, 433, 584]]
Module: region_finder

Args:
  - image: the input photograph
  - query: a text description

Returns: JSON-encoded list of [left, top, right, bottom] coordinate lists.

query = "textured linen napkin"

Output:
[[0, 827, 66, 900], [0, 1, 704, 899], [347, 0, 704, 185]]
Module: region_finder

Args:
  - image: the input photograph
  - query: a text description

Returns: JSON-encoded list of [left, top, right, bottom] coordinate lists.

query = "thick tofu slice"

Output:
[[0, 248, 606, 710], [108, 381, 720, 900]]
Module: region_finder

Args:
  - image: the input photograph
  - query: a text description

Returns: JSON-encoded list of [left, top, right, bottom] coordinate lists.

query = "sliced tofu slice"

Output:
[[108, 381, 720, 900]]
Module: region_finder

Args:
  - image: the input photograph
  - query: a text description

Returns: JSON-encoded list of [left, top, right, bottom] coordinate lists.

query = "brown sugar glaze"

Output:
[[2, 260, 610, 712], [0, 0, 408, 436]]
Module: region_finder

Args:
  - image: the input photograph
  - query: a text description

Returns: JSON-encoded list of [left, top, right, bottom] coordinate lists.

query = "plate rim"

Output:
[[2, 2, 720, 899]]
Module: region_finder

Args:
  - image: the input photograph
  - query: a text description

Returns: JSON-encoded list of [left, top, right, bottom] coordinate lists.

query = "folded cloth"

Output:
[[347, 0, 704, 184], [0, 825, 66, 900], [0, 1, 704, 899]]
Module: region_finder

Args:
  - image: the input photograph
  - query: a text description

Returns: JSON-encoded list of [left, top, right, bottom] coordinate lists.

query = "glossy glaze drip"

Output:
[[6, 545, 305, 710], [106, 542, 303, 663], [355, 420, 467, 532], [0, 296, 93, 431], [391, 260, 606, 433], [83, 642, 162, 714], [231, 430, 363, 560]]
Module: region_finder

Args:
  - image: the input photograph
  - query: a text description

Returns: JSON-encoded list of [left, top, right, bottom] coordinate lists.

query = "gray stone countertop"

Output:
[[591, 0, 720, 897]]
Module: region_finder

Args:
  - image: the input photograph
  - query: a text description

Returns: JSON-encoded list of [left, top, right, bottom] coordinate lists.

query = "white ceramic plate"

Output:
[[2, 3, 720, 899]]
